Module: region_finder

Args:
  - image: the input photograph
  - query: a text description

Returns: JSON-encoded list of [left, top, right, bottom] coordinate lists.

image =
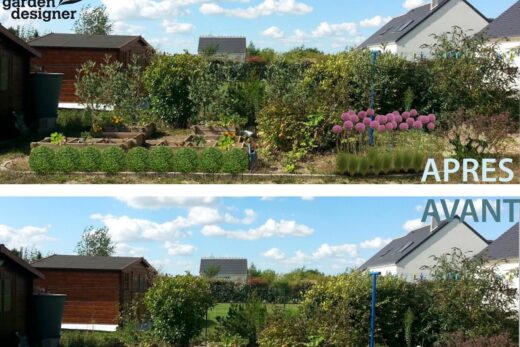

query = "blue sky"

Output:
[[0, 197, 517, 275], [0, 0, 516, 53]]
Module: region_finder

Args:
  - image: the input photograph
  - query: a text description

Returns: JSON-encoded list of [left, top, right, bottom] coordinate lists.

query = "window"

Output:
[[0, 56, 9, 92], [398, 242, 414, 253], [397, 20, 414, 32]]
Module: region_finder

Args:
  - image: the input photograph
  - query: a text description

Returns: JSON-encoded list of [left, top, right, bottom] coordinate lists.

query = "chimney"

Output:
[[431, 217, 439, 233], [431, 0, 440, 10]]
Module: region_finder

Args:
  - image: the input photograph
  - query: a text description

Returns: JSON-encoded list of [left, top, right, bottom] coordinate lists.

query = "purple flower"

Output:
[[406, 118, 415, 126], [399, 123, 409, 131], [367, 108, 375, 117], [386, 122, 393, 130], [344, 121, 354, 130], [363, 117, 372, 126], [393, 111, 400, 117], [419, 115, 429, 125], [427, 122, 436, 130], [358, 111, 367, 119], [387, 114, 395, 123], [395, 115, 403, 124], [355, 123, 366, 133], [392, 121, 398, 129], [428, 114, 436, 123], [370, 121, 380, 129], [332, 125, 343, 134], [413, 121, 423, 130], [350, 115, 359, 124], [378, 125, 386, 132], [410, 109, 418, 117], [341, 113, 350, 122], [348, 110, 356, 117], [402, 111, 411, 119], [379, 115, 388, 124]]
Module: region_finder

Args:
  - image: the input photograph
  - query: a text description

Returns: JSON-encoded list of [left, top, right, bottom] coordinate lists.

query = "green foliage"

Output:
[[29, 146, 55, 174], [75, 226, 115, 257], [78, 147, 102, 172], [126, 147, 149, 172], [337, 150, 425, 176], [198, 148, 224, 173], [50, 132, 66, 146], [60, 330, 123, 347], [73, 5, 113, 35], [10, 247, 44, 263], [172, 148, 198, 173], [57, 109, 92, 132], [145, 275, 214, 347], [55, 146, 80, 173], [7, 25, 39, 42], [100, 147, 126, 174], [222, 149, 249, 174], [217, 134, 236, 151], [149, 147, 174, 173]]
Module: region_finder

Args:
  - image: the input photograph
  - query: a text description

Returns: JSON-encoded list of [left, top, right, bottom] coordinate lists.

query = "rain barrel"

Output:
[[30, 72, 63, 119], [33, 294, 66, 344]]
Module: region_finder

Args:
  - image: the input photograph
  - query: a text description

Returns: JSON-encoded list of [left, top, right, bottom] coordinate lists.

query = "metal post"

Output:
[[369, 51, 378, 146], [370, 272, 381, 347]]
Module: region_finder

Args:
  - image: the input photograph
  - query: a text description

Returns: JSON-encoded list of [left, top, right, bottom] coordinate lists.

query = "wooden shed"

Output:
[[32, 255, 155, 331], [0, 25, 41, 140], [28, 33, 153, 103], [0, 245, 45, 346]]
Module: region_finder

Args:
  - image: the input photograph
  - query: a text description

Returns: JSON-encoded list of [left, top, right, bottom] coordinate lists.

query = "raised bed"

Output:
[[102, 123, 156, 139], [30, 134, 145, 150], [192, 125, 239, 141]]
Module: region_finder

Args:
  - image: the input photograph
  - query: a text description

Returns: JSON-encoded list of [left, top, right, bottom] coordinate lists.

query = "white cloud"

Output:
[[162, 20, 195, 34], [360, 15, 392, 28], [116, 197, 217, 210], [164, 241, 197, 256], [0, 225, 54, 249], [360, 237, 392, 249], [114, 243, 148, 257], [201, 219, 314, 240], [102, 0, 210, 20], [262, 26, 285, 38], [301, 196, 315, 201], [402, 0, 427, 10], [113, 21, 146, 35], [312, 21, 357, 38], [312, 243, 358, 259], [200, 0, 313, 19], [263, 248, 286, 260], [403, 218, 428, 232], [188, 207, 223, 225], [242, 209, 257, 224]]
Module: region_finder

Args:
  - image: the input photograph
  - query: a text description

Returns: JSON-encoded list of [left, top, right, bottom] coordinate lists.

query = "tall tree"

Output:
[[8, 25, 39, 41], [73, 5, 113, 35], [11, 246, 43, 263], [75, 226, 115, 256]]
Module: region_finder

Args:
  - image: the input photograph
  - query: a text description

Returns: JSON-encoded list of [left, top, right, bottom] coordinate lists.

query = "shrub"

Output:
[[222, 148, 249, 174], [78, 147, 102, 172], [29, 146, 55, 174], [198, 148, 224, 173], [336, 153, 349, 175], [61, 330, 124, 347], [172, 148, 198, 173], [149, 147, 174, 173], [358, 157, 370, 176], [100, 147, 126, 174], [126, 147, 149, 172], [347, 155, 359, 176], [55, 146, 80, 173], [434, 332, 518, 347]]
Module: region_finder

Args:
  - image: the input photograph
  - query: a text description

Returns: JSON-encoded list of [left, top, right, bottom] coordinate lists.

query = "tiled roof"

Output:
[[29, 33, 149, 49], [200, 258, 248, 276], [480, 0, 520, 39], [198, 37, 246, 54], [32, 255, 153, 271], [477, 223, 519, 261]]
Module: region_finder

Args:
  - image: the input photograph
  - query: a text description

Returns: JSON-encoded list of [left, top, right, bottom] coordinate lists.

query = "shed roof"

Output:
[[358, 217, 488, 270], [477, 223, 519, 261], [0, 245, 44, 278], [198, 37, 247, 54], [0, 24, 41, 57], [32, 255, 153, 271], [359, 0, 488, 48], [480, 0, 520, 39], [200, 258, 248, 276], [29, 33, 150, 49]]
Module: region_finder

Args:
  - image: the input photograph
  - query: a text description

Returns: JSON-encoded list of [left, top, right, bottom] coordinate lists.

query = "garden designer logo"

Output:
[[2, 0, 82, 22]]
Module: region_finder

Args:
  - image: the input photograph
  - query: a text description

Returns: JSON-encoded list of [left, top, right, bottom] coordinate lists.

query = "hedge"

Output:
[[29, 146, 250, 174]]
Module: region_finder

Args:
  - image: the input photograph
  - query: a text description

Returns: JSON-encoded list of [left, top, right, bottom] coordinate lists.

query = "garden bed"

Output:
[[102, 123, 156, 138], [30, 134, 145, 150]]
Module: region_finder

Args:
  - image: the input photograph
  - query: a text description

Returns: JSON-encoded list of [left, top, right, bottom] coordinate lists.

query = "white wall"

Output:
[[397, 0, 489, 60], [367, 43, 398, 54], [367, 264, 398, 276]]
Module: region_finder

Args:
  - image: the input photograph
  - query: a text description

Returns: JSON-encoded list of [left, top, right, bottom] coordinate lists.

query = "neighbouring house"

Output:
[[32, 255, 155, 331], [358, 217, 490, 281], [28, 33, 153, 104], [480, 0, 520, 90], [358, 0, 489, 60], [0, 25, 41, 140], [0, 245, 45, 346], [477, 223, 519, 307], [200, 257, 248, 283], [198, 36, 247, 62]]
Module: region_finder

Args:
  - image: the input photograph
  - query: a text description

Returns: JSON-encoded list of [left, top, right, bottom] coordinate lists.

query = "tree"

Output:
[[73, 5, 113, 35], [145, 275, 214, 347], [8, 25, 39, 41], [202, 264, 221, 279], [75, 226, 115, 256], [11, 247, 43, 263], [246, 42, 260, 57], [248, 263, 261, 278]]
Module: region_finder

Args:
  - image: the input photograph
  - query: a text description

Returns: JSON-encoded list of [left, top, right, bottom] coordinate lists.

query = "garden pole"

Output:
[[370, 272, 381, 347], [369, 51, 378, 146]]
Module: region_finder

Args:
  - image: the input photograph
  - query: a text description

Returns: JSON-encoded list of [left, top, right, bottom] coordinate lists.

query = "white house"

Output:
[[358, 0, 490, 60], [358, 217, 489, 281], [476, 223, 519, 308], [198, 36, 247, 62], [480, 0, 520, 90], [199, 257, 248, 283]]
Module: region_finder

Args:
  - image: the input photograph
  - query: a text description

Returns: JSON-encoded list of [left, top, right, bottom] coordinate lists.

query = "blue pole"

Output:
[[370, 272, 381, 347], [369, 51, 378, 146]]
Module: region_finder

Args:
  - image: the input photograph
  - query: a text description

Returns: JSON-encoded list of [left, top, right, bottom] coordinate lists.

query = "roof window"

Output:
[[397, 20, 414, 32]]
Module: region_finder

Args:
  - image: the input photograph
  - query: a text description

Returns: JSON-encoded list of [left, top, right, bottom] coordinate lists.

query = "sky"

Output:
[[0, 196, 517, 275], [0, 0, 517, 53]]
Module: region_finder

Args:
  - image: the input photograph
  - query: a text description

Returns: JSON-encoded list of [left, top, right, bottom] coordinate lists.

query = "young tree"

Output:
[[8, 25, 39, 41], [73, 5, 113, 35], [75, 226, 115, 256], [11, 246, 43, 263]]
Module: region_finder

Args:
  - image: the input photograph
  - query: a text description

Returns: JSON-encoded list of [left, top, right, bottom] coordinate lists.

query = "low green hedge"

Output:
[[29, 146, 250, 174], [336, 149, 426, 176]]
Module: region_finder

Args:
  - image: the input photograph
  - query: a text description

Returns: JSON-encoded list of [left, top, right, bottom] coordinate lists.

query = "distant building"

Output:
[[358, 0, 489, 60], [32, 255, 155, 331], [199, 257, 248, 283], [198, 36, 247, 62], [358, 217, 489, 281]]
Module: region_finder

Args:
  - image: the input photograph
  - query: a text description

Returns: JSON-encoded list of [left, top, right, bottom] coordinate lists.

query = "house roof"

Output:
[[198, 36, 247, 54], [480, 0, 520, 39], [0, 245, 44, 279], [477, 223, 519, 261], [199, 258, 248, 276], [359, 0, 489, 48], [0, 24, 41, 57], [358, 217, 489, 271], [32, 255, 154, 271], [29, 33, 151, 49]]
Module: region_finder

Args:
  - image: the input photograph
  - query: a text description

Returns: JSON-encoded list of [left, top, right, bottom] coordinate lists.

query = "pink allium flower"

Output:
[[393, 111, 400, 117], [377, 125, 386, 132], [428, 114, 436, 123], [387, 114, 395, 123], [341, 113, 350, 122], [344, 121, 354, 130], [363, 117, 371, 126], [355, 123, 366, 133], [367, 108, 375, 117], [332, 125, 343, 134], [370, 121, 380, 129], [410, 109, 418, 117], [350, 115, 359, 124], [379, 115, 388, 124], [413, 121, 423, 130], [427, 122, 436, 130], [386, 122, 393, 130], [348, 110, 356, 117], [399, 123, 409, 131], [406, 118, 415, 126], [395, 115, 403, 124], [419, 115, 429, 124], [402, 111, 411, 119], [358, 111, 367, 119], [392, 121, 398, 129]]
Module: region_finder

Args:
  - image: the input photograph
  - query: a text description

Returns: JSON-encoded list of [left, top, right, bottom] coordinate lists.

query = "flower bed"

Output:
[[30, 134, 145, 150]]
